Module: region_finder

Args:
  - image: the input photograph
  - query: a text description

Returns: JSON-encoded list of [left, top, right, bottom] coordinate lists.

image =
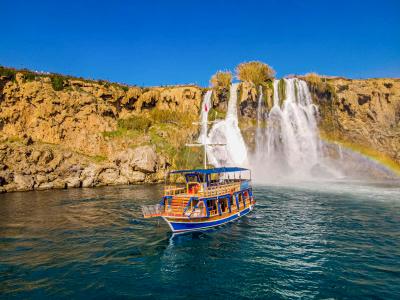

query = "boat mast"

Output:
[[204, 142, 207, 169], [187, 121, 225, 170], [203, 116, 208, 169]]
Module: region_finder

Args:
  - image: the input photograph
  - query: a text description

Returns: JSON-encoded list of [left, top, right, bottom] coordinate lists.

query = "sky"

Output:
[[1, 0, 399, 86]]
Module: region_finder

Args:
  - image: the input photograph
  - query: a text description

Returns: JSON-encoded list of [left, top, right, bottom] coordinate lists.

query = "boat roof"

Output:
[[169, 167, 249, 175]]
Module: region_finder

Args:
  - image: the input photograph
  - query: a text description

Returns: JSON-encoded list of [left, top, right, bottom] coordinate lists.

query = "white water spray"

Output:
[[255, 85, 264, 158], [207, 83, 248, 167], [253, 78, 338, 180], [196, 78, 393, 181], [198, 90, 212, 144]]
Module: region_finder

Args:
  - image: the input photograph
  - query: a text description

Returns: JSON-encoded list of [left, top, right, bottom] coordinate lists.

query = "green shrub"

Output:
[[149, 109, 193, 125], [98, 80, 110, 88], [208, 107, 226, 121], [0, 67, 16, 80], [278, 79, 286, 106], [91, 155, 107, 163], [22, 72, 36, 82], [303, 73, 337, 101], [51, 76, 65, 91], [210, 71, 232, 89], [174, 146, 203, 169], [236, 61, 275, 85], [118, 116, 151, 132], [304, 72, 322, 85]]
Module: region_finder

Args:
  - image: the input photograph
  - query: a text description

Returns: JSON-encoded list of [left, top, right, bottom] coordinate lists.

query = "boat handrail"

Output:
[[142, 204, 163, 218], [200, 182, 241, 197], [164, 185, 186, 196], [164, 181, 244, 197]]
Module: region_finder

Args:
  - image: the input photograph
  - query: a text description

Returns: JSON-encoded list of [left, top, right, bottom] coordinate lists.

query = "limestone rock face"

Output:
[[121, 167, 146, 183], [0, 71, 202, 192], [0, 141, 160, 192], [1, 68, 398, 192], [239, 82, 258, 119], [132, 146, 158, 173], [0, 74, 202, 159], [97, 167, 127, 186], [306, 78, 400, 166], [236, 82, 273, 151], [13, 174, 34, 191], [112, 146, 157, 173]]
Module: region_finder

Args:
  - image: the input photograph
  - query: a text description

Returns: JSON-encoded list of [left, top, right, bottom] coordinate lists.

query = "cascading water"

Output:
[[207, 83, 248, 167], [255, 85, 264, 159], [198, 90, 212, 144], [197, 78, 393, 181], [252, 78, 339, 181], [203, 79, 330, 179]]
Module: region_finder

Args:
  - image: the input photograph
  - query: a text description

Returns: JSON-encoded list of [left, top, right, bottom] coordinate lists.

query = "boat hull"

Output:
[[163, 205, 254, 233]]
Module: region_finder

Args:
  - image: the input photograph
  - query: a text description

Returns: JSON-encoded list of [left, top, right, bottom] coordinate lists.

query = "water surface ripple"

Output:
[[1, 181, 399, 299]]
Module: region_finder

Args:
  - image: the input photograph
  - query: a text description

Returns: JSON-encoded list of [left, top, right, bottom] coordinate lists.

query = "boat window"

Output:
[[210, 174, 220, 185], [207, 199, 217, 214], [198, 174, 205, 183], [185, 173, 199, 183], [191, 200, 198, 209], [220, 198, 228, 213], [238, 193, 244, 207]]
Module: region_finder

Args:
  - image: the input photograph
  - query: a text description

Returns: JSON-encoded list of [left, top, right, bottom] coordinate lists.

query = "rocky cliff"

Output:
[[304, 76, 400, 171], [220, 76, 400, 175], [0, 66, 399, 192], [0, 68, 205, 192]]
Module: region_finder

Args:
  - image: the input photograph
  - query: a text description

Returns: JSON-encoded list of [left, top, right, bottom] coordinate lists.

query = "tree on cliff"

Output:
[[210, 71, 232, 90], [236, 61, 275, 85]]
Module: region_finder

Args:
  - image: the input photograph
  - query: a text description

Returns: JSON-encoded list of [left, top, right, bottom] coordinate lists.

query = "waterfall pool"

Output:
[[1, 180, 399, 299]]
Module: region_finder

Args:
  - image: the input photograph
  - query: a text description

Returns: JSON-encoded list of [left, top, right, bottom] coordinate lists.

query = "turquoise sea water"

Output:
[[1, 181, 400, 299]]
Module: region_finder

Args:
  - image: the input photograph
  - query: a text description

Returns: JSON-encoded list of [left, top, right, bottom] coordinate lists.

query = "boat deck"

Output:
[[164, 181, 243, 198], [142, 180, 252, 219]]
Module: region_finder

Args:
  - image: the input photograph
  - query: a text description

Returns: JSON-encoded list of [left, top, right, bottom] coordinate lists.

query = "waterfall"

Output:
[[337, 143, 344, 160], [255, 86, 264, 157], [198, 90, 212, 144], [253, 78, 337, 180], [207, 83, 248, 167], [198, 79, 338, 181], [196, 78, 385, 181]]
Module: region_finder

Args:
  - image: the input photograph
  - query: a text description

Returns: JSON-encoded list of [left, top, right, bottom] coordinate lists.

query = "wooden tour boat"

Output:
[[141, 105, 255, 233], [142, 167, 255, 233]]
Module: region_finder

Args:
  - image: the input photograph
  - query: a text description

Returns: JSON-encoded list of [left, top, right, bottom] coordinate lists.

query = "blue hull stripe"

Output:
[[166, 207, 252, 233]]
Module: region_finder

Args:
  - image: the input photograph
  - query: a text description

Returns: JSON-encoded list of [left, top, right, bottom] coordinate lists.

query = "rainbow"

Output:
[[321, 137, 400, 178]]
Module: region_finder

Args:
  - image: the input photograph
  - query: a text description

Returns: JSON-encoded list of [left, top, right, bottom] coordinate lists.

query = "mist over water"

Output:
[[256, 79, 326, 180]]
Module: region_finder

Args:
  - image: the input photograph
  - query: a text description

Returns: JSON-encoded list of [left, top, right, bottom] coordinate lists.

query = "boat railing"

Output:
[[164, 180, 248, 197], [142, 204, 163, 218], [164, 181, 243, 197], [164, 185, 186, 196], [201, 182, 241, 197]]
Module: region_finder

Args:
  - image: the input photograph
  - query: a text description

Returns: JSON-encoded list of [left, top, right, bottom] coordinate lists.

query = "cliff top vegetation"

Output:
[[235, 61, 275, 85]]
